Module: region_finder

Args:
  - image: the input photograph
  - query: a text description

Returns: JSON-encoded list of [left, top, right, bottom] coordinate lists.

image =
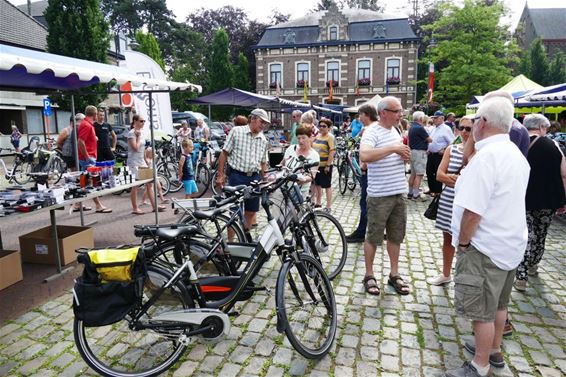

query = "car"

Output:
[[110, 124, 129, 154], [172, 111, 211, 129], [210, 122, 227, 140]]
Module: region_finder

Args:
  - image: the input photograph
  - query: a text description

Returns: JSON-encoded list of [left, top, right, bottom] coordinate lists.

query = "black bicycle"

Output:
[[73, 175, 337, 376]]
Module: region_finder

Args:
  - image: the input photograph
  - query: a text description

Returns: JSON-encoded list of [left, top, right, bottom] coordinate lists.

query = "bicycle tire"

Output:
[[182, 213, 247, 245], [159, 162, 183, 193], [50, 155, 65, 184], [210, 170, 223, 196], [157, 173, 170, 196], [13, 160, 31, 185], [74, 266, 193, 377], [347, 166, 357, 191], [338, 162, 348, 195], [298, 211, 348, 280], [193, 164, 210, 198], [276, 253, 337, 359]]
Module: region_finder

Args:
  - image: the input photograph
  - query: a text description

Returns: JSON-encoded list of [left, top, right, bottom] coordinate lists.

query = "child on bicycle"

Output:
[[178, 139, 198, 198]]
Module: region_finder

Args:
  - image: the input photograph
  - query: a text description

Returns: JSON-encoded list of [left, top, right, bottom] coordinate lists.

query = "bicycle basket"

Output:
[[72, 247, 146, 327]]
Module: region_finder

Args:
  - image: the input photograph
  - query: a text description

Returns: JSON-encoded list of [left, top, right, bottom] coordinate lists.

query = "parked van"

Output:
[[171, 111, 211, 128]]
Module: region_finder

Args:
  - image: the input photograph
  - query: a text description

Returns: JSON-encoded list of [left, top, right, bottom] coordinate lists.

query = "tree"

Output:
[[548, 52, 566, 85], [312, 0, 338, 11], [169, 64, 200, 112], [45, 0, 110, 111], [100, 0, 142, 37], [426, 0, 515, 114], [529, 39, 549, 86], [342, 0, 383, 11], [207, 29, 233, 120], [233, 53, 251, 91], [135, 31, 165, 71]]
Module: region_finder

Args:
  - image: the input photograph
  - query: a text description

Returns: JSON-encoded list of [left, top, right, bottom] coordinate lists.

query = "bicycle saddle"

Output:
[[192, 208, 225, 220], [135, 224, 197, 239], [223, 185, 247, 194]]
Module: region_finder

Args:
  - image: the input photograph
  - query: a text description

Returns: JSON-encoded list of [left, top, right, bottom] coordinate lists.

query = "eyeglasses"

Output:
[[384, 109, 403, 114], [458, 126, 472, 132], [473, 115, 484, 124], [319, 125, 328, 128], [139, 120, 146, 123]]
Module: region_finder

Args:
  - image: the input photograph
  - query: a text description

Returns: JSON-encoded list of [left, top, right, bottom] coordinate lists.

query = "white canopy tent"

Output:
[[343, 93, 382, 113]]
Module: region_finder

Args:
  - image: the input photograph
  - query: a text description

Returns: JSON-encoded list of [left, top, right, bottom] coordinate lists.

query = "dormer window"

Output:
[[329, 26, 338, 41]]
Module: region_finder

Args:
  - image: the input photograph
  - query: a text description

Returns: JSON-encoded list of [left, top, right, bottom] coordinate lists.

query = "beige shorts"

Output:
[[410, 149, 427, 175], [366, 195, 407, 245], [454, 245, 515, 322]]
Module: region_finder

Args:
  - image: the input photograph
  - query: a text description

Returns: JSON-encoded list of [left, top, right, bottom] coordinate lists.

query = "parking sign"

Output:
[[43, 98, 52, 116]]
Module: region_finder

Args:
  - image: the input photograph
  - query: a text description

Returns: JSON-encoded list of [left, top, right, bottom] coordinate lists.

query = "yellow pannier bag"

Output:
[[87, 247, 140, 282]]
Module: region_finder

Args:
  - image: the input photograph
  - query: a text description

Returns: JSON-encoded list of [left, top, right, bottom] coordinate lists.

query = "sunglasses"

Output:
[[458, 126, 472, 132]]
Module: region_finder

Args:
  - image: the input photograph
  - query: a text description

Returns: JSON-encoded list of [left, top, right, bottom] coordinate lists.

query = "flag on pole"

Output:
[[355, 80, 360, 96], [303, 80, 308, 102], [329, 79, 333, 101], [275, 80, 280, 97], [427, 62, 435, 103]]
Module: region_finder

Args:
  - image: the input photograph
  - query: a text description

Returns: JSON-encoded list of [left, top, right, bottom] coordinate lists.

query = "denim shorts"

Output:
[[228, 171, 260, 212]]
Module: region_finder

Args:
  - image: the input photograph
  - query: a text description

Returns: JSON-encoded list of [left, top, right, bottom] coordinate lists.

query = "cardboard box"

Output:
[[137, 167, 154, 180], [19, 225, 94, 265], [0, 250, 23, 290]]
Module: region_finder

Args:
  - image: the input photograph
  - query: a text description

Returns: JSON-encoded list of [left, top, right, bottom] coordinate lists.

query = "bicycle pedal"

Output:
[[228, 311, 239, 317]]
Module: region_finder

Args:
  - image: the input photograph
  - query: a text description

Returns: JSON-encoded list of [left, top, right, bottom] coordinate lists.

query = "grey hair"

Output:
[[292, 110, 303, 117], [300, 111, 315, 124], [377, 96, 401, 113], [477, 96, 514, 133], [181, 120, 188, 125], [412, 111, 426, 122], [523, 114, 550, 130], [483, 90, 514, 104]]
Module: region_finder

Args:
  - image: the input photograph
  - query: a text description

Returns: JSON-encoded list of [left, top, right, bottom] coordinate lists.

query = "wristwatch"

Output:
[[458, 242, 470, 250]]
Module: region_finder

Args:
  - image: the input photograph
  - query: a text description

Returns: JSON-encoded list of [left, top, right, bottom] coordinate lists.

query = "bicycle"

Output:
[[0, 147, 33, 185], [73, 175, 337, 376], [29, 138, 67, 184], [338, 139, 362, 195]]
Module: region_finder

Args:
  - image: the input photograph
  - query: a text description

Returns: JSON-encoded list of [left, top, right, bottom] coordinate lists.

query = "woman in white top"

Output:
[[282, 124, 320, 192], [128, 115, 166, 215]]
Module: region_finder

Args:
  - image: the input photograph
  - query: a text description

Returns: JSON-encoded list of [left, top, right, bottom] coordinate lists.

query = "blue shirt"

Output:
[[428, 123, 454, 153], [408, 122, 429, 150], [351, 119, 363, 138]]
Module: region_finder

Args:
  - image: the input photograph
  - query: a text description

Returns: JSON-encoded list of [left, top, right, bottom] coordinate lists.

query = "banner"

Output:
[[428, 62, 435, 103]]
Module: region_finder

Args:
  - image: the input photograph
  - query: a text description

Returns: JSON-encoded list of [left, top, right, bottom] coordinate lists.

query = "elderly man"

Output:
[[514, 114, 566, 291], [427, 111, 454, 196], [360, 96, 411, 296], [216, 109, 270, 230], [289, 110, 302, 145], [408, 111, 432, 200], [446, 96, 530, 377], [445, 112, 456, 130]]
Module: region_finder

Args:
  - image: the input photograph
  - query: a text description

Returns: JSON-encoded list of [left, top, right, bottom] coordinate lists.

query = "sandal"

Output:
[[388, 275, 410, 295], [362, 275, 380, 296], [95, 207, 113, 213], [72, 206, 92, 212], [131, 210, 144, 215]]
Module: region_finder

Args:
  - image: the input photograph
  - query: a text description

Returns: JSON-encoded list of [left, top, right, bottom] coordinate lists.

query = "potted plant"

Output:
[[326, 80, 339, 88], [269, 82, 279, 89], [296, 79, 306, 88], [386, 76, 400, 85], [358, 78, 371, 86]]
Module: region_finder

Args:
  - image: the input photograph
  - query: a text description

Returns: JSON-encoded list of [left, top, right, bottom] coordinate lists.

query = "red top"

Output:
[[78, 118, 97, 160]]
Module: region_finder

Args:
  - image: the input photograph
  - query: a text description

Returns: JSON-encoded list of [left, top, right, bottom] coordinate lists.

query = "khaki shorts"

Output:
[[410, 149, 427, 175], [454, 245, 515, 322], [366, 195, 407, 245]]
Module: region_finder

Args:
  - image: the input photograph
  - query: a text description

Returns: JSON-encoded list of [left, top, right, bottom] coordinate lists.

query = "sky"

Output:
[[8, 0, 565, 30]]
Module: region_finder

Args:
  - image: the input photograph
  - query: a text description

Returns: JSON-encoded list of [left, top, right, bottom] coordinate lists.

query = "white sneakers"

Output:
[[427, 274, 452, 286]]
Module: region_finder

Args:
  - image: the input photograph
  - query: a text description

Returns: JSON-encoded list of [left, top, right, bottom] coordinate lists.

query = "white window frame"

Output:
[[325, 59, 341, 86], [268, 62, 283, 87], [384, 57, 402, 83], [355, 98, 369, 106], [356, 57, 373, 81], [328, 25, 339, 41], [295, 61, 311, 85]]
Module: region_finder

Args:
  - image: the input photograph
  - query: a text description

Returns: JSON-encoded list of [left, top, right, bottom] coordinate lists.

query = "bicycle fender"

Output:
[[275, 259, 292, 333]]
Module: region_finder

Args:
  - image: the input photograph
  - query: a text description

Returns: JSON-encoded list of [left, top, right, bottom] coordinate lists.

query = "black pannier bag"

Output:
[[72, 247, 146, 327]]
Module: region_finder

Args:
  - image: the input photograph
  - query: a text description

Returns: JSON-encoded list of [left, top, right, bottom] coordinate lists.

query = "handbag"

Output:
[[424, 195, 440, 220]]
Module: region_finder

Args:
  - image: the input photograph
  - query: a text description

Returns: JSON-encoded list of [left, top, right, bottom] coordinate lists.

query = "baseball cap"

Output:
[[432, 110, 444, 118], [250, 108, 271, 124]]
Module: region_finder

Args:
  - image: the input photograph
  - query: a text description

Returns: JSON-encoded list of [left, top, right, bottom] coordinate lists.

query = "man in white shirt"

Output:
[[359, 97, 411, 296], [445, 97, 530, 377]]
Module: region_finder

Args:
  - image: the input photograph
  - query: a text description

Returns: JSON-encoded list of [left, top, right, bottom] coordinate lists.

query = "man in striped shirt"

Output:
[[360, 97, 411, 296]]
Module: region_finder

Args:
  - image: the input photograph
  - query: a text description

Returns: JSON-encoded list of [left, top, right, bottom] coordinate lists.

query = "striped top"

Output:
[[361, 123, 408, 198], [313, 134, 336, 167], [435, 145, 464, 234], [223, 125, 268, 173]]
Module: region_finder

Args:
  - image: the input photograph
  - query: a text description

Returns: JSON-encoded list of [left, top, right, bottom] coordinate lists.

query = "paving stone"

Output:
[[50, 352, 76, 369], [333, 365, 354, 377], [380, 339, 398, 356], [341, 334, 359, 348], [255, 338, 275, 356], [60, 361, 88, 377], [536, 366, 562, 377], [19, 356, 47, 375], [381, 354, 400, 372], [248, 318, 268, 333], [218, 363, 241, 377], [230, 345, 253, 364], [199, 355, 223, 373], [172, 360, 198, 377], [289, 358, 309, 375], [273, 347, 293, 365], [401, 348, 421, 367], [0, 323, 20, 337]]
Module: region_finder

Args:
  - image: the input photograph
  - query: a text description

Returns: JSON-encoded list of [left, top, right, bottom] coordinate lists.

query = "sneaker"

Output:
[[445, 361, 491, 377], [527, 265, 538, 277], [323, 207, 331, 214], [503, 320, 513, 337], [345, 233, 365, 243], [464, 342, 505, 368], [427, 274, 452, 286], [513, 279, 527, 292]]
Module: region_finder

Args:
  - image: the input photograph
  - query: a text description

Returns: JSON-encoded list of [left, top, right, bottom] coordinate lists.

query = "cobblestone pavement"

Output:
[[0, 187, 565, 377]]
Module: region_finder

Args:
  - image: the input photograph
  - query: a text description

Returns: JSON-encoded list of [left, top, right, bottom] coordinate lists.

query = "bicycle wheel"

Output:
[[182, 213, 247, 244], [338, 162, 348, 195], [210, 170, 223, 196], [74, 266, 193, 377], [298, 211, 347, 280], [276, 253, 337, 359], [13, 160, 32, 185], [50, 155, 65, 184], [347, 166, 357, 191], [159, 162, 183, 193], [157, 173, 170, 196], [193, 164, 210, 198]]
